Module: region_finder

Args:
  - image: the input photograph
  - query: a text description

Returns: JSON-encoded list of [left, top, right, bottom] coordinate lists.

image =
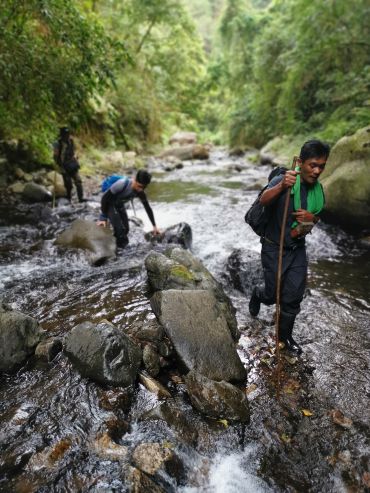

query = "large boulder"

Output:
[[0, 303, 43, 372], [64, 321, 142, 387], [145, 248, 238, 339], [185, 371, 250, 423], [150, 289, 246, 382], [22, 182, 52, 202], [159, 144, 209, 161], [55, 219, 116, 266], [260, 135, 303, 166], [321, 126, 370, 231], [225, 248, 264, 296], [169, 132, 197, 146]]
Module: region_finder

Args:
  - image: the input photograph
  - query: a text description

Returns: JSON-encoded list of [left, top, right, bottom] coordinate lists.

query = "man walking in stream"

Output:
[[249, 140, 330, 355]]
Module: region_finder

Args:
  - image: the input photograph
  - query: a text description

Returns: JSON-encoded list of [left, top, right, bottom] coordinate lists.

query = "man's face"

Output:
[[300, 156, 327, 185], [132, 180, 145, 192]]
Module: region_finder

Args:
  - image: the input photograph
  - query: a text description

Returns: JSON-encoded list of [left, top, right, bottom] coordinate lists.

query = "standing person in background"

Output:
[[53, 127, 86, 203], [249, 140, 330, 355], [97, 170, 160, 249]]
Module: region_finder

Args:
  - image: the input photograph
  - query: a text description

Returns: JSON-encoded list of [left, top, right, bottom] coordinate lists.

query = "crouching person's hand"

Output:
[[96, 220, 107, 227]]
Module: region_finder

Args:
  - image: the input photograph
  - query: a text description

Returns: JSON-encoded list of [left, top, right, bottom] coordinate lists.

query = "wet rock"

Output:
[[0, 203, 53, 226], [145, 222, 192, 249], [132, 442, 184, 481], [23, 173, 33, 182], [15, 167, 25, 179], [35, 338, 63, 362], [146, 248, 238, 340], [126, 319, 164, 343], [159, 144, 209, 161], [98, 387, 134, 412], [139, 372, 171, 398], [142, 345, 161, 377], [8, 181, 25, 194], [151, 289, 246, 382], [93, 433, 128, 461], [185, 371, 250, 423], [55, 219, 116, 266], [321, 126, 370, 231], [225, 248, 264, 296], [141, 401, 198, 445], [126, 466, 166, 493], [0, 303, 43, 372], [260, 136, 298, 166], [158, 341, 173, 358], [169, 131, 197, 146], [22, 182, 52, 202], [64, 321, 142, 387]]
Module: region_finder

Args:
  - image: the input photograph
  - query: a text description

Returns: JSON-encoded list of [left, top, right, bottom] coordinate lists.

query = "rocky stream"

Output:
[[0, 148, 369, 492]]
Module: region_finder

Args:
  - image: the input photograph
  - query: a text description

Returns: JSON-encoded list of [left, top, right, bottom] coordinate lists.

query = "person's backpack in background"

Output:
[[101, 175, 128, 193], [244, 166, 286, 237]]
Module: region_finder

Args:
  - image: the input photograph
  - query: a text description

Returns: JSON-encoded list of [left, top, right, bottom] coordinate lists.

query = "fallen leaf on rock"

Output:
[[301, 409, 313, 417], [330, 409, 353, 429], [283, 355, 298, 365], [283, 379, 300, 395], [162, 440, 174, 449], [246, 384, 257, 395], [280, 433, 291, 443], [218, 419, 228, 428]]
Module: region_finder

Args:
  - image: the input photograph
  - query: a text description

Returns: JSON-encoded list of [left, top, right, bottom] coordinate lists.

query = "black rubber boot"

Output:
[[76, 183, 85, 202], [279, 311, 302, 355], [249, 287, 261, 317]]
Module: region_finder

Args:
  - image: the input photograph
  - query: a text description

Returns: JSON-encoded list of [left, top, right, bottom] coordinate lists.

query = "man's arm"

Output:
[[138, 192, 160, 234], [259, 170, 299, 206]]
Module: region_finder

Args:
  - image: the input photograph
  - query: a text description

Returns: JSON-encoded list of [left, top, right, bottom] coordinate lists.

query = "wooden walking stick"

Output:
[[52, 169, 57, 209], [275, 155, 299, 399]]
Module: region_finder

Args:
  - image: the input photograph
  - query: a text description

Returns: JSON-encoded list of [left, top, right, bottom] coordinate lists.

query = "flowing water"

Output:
[[0, 149, 369, 492]]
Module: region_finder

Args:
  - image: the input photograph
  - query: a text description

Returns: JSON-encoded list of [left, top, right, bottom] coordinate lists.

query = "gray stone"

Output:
[[145, 248, 238, 340], [0, 303, 43, 372], [150, 290, 246, 382], [146, 223, 192, 250], [22, 182, 52, 202], [64, 321, 142, 387], [142, 345, 160, 377], [159, 144, 209, 161], [169, 131, 197, 146], [185, 370, 250, 423], [35, 338, 63, 362], [55, 219, 116, 266]]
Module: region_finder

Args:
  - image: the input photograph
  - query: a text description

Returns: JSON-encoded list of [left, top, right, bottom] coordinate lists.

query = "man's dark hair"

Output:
[[299, 140, 330, 162], [136, 169, 151, 186]]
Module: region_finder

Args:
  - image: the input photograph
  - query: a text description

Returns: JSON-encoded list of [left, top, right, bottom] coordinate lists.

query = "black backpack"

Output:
[[244, 166, 287, 237]]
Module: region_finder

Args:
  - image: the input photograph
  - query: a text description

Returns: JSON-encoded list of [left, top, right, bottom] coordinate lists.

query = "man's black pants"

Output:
[[62, 171, 83, 202], [258, 243, 307, 315], [106, 202, 130, 248]]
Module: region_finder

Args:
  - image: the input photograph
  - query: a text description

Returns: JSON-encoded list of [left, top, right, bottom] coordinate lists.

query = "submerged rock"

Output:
[[185, 370, 250, 423], [64, 321, 142, 387], [0, 303, 43, 372], [146, 223, 192, 250], [35, 337, 63, 362], [225, 248, 264, 296], [55, 219, 116, 266], [151, 289, 246, 382], [139, 372, 171, 398]]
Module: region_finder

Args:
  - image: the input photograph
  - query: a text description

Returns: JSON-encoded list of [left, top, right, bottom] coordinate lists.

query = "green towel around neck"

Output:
[[290, 167, 324, 228]]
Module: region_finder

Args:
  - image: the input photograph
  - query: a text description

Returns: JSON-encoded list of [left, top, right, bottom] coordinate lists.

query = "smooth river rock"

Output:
[[150, 289, 246, 382]]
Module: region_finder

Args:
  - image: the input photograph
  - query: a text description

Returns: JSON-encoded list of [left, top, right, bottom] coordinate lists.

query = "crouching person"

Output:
[[97, 170, 160, 249]]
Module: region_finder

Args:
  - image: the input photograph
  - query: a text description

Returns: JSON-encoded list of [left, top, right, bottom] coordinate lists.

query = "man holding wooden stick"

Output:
[[249, 140, 330, 355]]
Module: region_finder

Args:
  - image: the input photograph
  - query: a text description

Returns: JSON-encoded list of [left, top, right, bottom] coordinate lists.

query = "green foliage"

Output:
[[213, 0, 370, 146], [0, 0, 121, 161], [90, 0, 206, 150]]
